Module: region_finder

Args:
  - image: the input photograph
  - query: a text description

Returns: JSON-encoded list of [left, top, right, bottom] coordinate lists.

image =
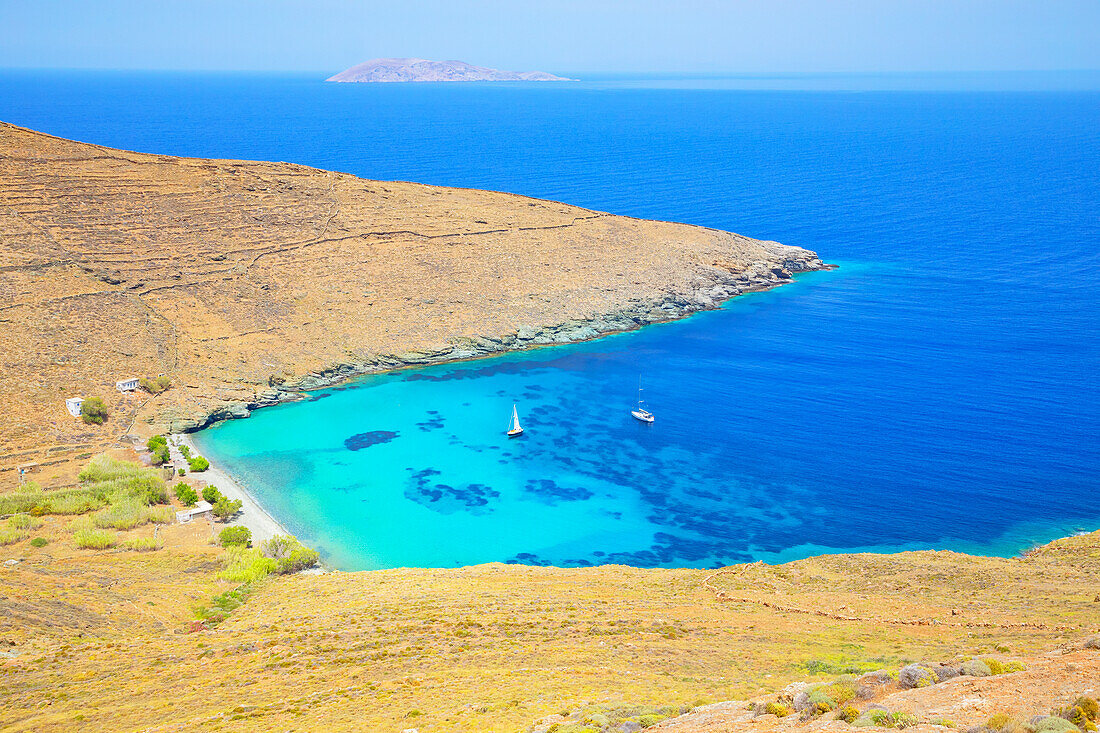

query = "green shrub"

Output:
[[219, 546, 278, 583], [1003, 661, 1027, 673], [29, 537, 48, 548], [823, 679, 859, 706], [147, 434, 167, 450], [179, 444, 192, 460], [260, 535, 320, 573], [892, 712, 919, 729], [1035, 717, 1081, 733], [638, 714, 664, 728], [80, 396, 109, 425], [188, 456, 210, 472], [44, 491, 107, 515], [988, 713, 1015, 730], [960, 659, 992, 677], [807, 688, 837, 713], [122, 536, 164, 552], [150, 444, 170, 465], [985, 658, 1005, 675], [202, 485, 223, 504], [0, 528, 29, 545], [930, 718, 956, 728], [213, 496, 243, 521], [219, 526, 252, 547], [837, 705, 860, 723], [79, 456, 168, 504], [140, 375, 171, 394], [854, 709, 894, 728], [178, 468, 185, 476], [74, 528, 116, 549], [8, 513, 42, 530], [766, 702, 792, 718], [174, 483, 198, 506]]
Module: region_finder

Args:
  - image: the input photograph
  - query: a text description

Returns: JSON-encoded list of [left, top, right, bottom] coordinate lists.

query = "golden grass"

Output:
[[0, 531, 1097, 733]]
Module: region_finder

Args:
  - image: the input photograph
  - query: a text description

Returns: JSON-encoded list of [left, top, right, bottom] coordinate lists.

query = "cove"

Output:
[[192, 263, 1097, 570]]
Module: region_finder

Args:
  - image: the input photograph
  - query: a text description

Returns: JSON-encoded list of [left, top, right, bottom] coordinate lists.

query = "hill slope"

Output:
[[0, 121, 824, 487]]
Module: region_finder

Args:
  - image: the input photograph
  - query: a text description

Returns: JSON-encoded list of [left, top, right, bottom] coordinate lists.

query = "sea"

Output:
[[3, 70, 1097, 570]]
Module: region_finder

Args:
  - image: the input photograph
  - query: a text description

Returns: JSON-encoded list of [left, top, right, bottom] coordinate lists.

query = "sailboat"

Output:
[[631, 379, 655, 423], [507, 403, 524, 437]]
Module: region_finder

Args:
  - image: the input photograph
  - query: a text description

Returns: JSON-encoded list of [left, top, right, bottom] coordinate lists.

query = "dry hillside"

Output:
[[1, 492, 1098, 732], [0, 121, 825, 487]]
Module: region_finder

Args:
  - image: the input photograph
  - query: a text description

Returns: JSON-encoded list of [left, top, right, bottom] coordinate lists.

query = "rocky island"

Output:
[[325, 57, 575, 82]]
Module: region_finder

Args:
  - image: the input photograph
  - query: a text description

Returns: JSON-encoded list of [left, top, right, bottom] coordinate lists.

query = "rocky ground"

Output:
[[0, 121, 827, 488]]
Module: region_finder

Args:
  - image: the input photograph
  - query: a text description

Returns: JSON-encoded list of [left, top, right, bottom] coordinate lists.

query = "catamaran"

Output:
[[631, 380, 655, 423], [507, 403, 524, 437]]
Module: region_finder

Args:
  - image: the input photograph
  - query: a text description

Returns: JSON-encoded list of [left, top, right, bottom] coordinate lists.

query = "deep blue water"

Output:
[[4, 71, 1098, 569]]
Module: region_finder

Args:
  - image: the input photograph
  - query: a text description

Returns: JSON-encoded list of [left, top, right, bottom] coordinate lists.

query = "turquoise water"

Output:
[[4, 72, 1097, 569]]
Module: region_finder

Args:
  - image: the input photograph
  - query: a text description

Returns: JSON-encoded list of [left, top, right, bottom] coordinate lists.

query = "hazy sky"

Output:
[[1, 0, 1098, 74]]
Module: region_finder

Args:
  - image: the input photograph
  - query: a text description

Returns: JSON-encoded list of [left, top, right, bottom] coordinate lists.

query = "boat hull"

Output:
[[507, 429, 524, 437], [631, 410, 654, 423]]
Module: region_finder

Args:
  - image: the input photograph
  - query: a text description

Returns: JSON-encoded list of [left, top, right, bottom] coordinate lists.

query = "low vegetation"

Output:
[[122, 536, 164, 552], [218, 525, 252, 547], [174, 482, 198, 506], [74, 528, 116, 549], [213, 495, 243, 521], [140, 375, 171, 394], [188, 455, 210, 472], [147, 434, 170, 465], [80, 396, 109, 425]]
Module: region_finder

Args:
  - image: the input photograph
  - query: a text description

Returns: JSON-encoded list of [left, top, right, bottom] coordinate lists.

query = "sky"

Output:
[[1, 0, 1098, 75]]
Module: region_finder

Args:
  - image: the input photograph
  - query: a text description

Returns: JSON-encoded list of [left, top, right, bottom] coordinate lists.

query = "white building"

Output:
[[65, 397, 84, 418], [176, 500, 213, 524], [116, 377, 140, 392]]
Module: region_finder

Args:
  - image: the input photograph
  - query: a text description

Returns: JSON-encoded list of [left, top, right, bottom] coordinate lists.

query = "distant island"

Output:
[[325, 57, 576, 83]]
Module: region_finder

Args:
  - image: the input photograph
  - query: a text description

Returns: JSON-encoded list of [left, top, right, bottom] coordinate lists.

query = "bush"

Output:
[[961, 659, 992, 677], [44, 491, 107, 515], [260, 535, 320, 573], [188, 456, 210, 472], [0, 528, 29, 545], [74, 528, 116, 549], [8, 514, 42, 530], [80, 396, 109, 425], [174, 483, 198, 506], [79, 456, 168, 504], [150, 444, 170, 465], [178, 468, 186, 476], [147, 435, 168, 451], [202, 485, 223, 504], [93, 498, 173, 530], [984, 658, 1005, 675], [122, 536, 164, 552], [988, 713, 1015, 730], [179, 444, 192, 460], [1035, 717, 1081, 733], [140, 375, 171, 394], [1003, 661, 1027, 673], [213, 496, 243, 521], [219, 526, 252, 547], [1075, 698, 1099, 722], [766, 702, 792, 718], [30, 537, 48, 548], [219, 546, 278, 583], [854, 709, 894, 728], [837, 705, 861, 723]]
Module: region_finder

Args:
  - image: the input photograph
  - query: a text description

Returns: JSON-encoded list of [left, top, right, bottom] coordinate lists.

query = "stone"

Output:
[[898, 663, 939, 689]]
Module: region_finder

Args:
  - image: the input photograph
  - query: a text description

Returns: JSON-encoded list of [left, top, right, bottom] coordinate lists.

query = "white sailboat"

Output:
[[507, 403, 524, 437], [631, 379, 655, 423]]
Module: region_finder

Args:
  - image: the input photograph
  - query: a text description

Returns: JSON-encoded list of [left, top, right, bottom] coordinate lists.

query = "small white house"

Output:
[[116, 377, 140, 392], [65, 397, 84, 418], [176, 500, 213, 524]]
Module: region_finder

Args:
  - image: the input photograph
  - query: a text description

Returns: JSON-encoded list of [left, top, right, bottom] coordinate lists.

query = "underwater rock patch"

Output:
[[344, 430, 399, 450]]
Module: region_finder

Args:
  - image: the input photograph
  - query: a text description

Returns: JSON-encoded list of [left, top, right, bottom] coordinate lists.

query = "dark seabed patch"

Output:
[[344, 430, 399, 451], [404, 468, 500, 515], [523, 478, 594, 504]]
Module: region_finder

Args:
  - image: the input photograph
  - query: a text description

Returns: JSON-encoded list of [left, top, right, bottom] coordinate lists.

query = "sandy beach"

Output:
[[176, 434, 290, 545]]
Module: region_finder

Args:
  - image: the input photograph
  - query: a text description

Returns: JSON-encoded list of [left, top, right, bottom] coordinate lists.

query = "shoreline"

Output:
[[177, 433, 291, 547], [179, 263, 837, 434]]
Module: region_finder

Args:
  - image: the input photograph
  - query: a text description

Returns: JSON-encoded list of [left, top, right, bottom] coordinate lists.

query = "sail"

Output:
[[511, 404, 522, 432]]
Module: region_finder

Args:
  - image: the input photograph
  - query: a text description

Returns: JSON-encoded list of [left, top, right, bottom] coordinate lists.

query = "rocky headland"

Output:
[[0, 121, 828, 485], [326, 57, 575, 82]]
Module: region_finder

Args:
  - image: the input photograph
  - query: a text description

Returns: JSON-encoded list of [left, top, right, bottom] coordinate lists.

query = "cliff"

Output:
[[0, 121, 827, 486]]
